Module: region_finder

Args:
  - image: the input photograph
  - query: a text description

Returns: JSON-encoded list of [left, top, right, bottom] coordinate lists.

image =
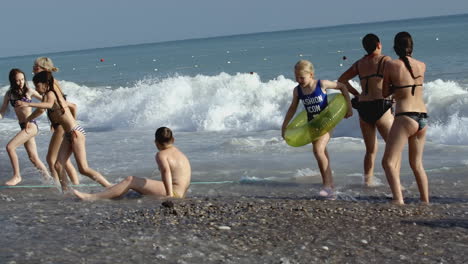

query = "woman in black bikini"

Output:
[[381, 32, 429, 205], [338, 34, 393, 186], [17, 71, 112, 192], [0, 69, 50, 185]]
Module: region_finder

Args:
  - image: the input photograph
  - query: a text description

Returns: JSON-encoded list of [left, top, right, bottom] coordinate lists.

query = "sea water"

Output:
[[1, 14, 467, 200]]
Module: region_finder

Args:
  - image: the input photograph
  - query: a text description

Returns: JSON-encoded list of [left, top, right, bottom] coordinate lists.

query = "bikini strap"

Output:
[[359, 56, 387, 95]]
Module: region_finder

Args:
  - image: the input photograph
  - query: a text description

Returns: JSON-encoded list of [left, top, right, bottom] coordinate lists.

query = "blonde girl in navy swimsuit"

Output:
[[0, 69, 51, 186], [381, 32, 429, 205], [17, 71, 112, 192], [282, 60, 353, 200], [32, 57, 80, 186], [338, 34, 394, 186]]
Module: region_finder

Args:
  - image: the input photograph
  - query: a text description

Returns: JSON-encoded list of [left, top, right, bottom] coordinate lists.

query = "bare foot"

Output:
[[41, 175, 55, 185], [72, 189, 95, 201], [391, 199, 405, 205], [419, 200, 430, 206], [364, 175, 373, 187], [4, 176, 22, 186]]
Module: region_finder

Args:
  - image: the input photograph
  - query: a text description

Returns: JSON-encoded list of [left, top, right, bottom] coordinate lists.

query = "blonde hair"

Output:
[[294, 60, 314, 74], [34, 57, 59, 72]]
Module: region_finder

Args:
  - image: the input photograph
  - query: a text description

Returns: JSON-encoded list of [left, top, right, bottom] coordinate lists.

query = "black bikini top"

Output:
[[391, 59, 422, 96], [358, 55, 387, 95]]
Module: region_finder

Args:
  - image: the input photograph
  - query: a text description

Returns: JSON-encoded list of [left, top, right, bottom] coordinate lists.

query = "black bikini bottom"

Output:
[[354, 99, 393, 124]]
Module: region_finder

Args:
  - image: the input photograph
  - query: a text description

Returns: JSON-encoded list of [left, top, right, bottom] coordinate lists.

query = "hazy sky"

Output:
[[1, 0, 467, 58]]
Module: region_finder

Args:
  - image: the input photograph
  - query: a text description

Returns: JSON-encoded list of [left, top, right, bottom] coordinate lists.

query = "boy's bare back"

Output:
[[156, 146, 191, 196]]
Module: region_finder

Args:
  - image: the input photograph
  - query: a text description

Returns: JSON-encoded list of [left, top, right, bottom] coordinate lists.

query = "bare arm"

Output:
[[30, 90, 43, 101], [156, 153, 173, 197], [382, 61, 393, 98], [0, 92, 10, 119], [281, 88, 300, 139], [67, 102, 77, 119], [321, 80, 353, 118], [23, 92, 56, 122], [17, 91, 55, 109], [337, 62, 360, 96]]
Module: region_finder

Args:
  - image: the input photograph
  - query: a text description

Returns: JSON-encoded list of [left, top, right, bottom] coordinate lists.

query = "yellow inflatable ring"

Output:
[[284, 93, 347, 147]]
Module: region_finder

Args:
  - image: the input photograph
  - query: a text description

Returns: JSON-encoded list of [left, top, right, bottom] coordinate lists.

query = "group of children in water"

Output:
[[0, 31, 428, 205]]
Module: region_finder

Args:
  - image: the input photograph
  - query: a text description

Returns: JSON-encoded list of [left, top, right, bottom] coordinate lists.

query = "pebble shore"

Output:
[[1, 187, 467, 263]]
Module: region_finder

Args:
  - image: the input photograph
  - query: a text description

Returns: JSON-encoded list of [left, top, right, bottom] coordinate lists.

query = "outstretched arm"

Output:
[[322, 80, 353, 118], [156, 153, 173, 197], [338, 63, 360, 96], [281, 88, 300, 139], [0, 92, 10, 119], [17, 90, 56, 110]]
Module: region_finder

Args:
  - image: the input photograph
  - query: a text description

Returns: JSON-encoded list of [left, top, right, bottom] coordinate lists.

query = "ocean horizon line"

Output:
[[1, 13, 466, 61]]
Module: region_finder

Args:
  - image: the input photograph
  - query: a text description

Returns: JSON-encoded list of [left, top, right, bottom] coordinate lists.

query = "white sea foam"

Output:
[[2, 75, 468, 145]]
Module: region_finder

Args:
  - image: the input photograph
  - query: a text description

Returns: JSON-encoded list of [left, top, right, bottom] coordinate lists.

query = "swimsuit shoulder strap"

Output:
[[296, 85, 304, 98], [375, 55, 388, 77]]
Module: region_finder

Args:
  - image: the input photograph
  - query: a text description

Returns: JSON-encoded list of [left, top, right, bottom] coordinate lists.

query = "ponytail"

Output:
[[394, 32, 417, 79]]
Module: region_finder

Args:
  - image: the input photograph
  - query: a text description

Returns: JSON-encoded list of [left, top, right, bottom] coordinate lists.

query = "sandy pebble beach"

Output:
[[1, 185, 467, 264]]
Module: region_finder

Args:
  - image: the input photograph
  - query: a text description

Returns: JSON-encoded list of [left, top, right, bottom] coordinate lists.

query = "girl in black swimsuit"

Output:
[[381, 32, 429, 205]]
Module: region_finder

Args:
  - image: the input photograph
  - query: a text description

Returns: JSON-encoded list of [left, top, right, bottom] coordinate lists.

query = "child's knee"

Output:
[[312, 147, 326, 157], [54, 161, 64, 172], [6, 144, 15, 153], [46, 157, 55, 168], [382, 157, 395, 171], [409, 160, 423, 172]]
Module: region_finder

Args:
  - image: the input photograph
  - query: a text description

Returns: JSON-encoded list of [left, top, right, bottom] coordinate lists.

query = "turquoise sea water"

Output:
[[0, 14, 467, 200]]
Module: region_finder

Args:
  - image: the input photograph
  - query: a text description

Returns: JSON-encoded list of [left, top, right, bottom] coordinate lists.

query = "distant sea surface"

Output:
[[1, 14, 467, 200]]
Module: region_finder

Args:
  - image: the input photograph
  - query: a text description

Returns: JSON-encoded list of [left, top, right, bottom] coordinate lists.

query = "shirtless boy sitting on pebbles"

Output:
[[73, 127, 191, 200]]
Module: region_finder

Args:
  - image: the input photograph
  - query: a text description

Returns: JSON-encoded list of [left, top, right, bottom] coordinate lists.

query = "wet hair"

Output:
[[294, 60, 314, 74], [362, 34, 380, 55], [8, 68, 29, 99], [394, 32, 417, 78], [33, 71, 65, 112], [155, 127, 174, 145]]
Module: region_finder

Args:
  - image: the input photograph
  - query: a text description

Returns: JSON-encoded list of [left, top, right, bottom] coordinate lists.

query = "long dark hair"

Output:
[[394, 32, 419, 79], [8, 68, 28, 99], [33, 71, 65, 112]]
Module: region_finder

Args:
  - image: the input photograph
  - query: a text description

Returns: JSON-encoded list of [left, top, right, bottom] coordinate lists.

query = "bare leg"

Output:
[[5, 126, 39, 185], [71, 131, 111, 187], [408, 128, 429, 203], [312, 132, 333, 188], [376, 110, 394, 142], [55, 136, 74, 191], [359, 119, 377, 186], [73, 176, 167, 201], [382, 117, 417, 205], [47, 128, 80, 185], [24, 137, 51, 182]]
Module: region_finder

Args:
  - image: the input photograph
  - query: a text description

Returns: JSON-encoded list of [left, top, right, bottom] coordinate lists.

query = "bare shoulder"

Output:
[[320, 79, 336, 88], [382, 55, 392, 63], [26, 88, 36, 97]]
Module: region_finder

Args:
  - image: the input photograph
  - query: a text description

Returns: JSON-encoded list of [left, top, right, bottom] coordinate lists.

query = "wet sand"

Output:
[[1, 184, 467, 264]]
